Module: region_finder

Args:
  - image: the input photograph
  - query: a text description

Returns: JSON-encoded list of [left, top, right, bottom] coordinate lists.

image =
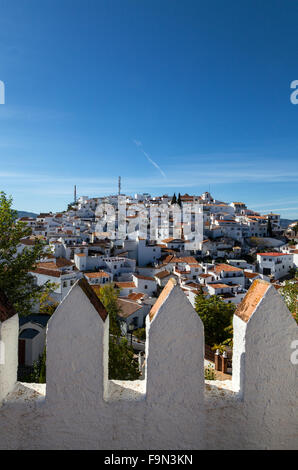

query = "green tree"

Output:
[[288, 267, 297, 279], [133, 327, 146, 341], [67, 202, 77, 211], [98, 283, 140, 380], [171, 193, 177, 205], [0, 192, 55, 316], [267, 216, 273, 237], [280, 275, 298, 323], [31, 348, 46, 383], [98, 283, 121, 336], [195, 293, 235, 346], [39, 289, 59, 315], [204, 364, 216, 380], [108, 337, 140, 380], [177, 193, 182, 207]]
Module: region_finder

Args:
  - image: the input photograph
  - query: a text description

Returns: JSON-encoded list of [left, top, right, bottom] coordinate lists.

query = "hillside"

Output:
[[17, 210, 38, 219], [280, 218, 298, 228]]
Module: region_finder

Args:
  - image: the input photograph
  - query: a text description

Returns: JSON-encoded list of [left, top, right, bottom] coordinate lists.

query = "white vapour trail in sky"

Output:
[[133, 140, 166, 178]]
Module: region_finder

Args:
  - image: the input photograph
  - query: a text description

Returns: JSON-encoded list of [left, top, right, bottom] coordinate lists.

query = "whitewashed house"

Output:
[[84, 271, 112, 286], [132, 274, 157, 296], [257, 252, 294, 280], [154, 270, 172, 287], [207, 263, 245, 288], [115, 281, 137, 297], [117, 297, 151, 333], [30, 258, 80, 302]]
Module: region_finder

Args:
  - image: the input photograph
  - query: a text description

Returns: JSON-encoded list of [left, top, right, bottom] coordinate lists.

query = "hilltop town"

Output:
[[0, 188, 296, 451], [15, 189, 297, 370]]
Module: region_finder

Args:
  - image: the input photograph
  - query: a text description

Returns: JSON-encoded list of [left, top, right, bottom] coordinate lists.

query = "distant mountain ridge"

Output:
[[17, 210, 38, 219], [280, 218, 298, 228]]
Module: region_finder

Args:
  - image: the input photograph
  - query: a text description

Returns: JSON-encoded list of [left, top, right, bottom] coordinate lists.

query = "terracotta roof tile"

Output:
[[127, 292, 145, 301], [235, 279, 270, 323], [31, 268, 61, 278], [154, 270, 171, 279], [208, 283, 230, 289], [55, 257, 74, 267], [85, 271, 110, 278], [115, 281, 136, 289], [257, 252, 291, 257], [77, 278, 107, 321], [149, 277, 176, 321], [133, 274, 155, 281], [19, 238, 37, 246], [117, 298, 142, 318], [244, 271, 259, 279], [213, 263, 243, 273]]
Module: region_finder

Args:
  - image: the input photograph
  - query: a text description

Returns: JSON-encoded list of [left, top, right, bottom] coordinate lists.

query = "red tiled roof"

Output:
[[85, 271, 110, 278], [235, 280, 270, 323], [31, 268, 61, 278], [208, 283, 230, 289], [133, 274, 155, 281], [115, 282, 136, 289], [213, 263, 243, 273], [149, 278, 176, 321], [20, 238, 37, 246], [117, 298, 142, 318], [78, 278, 107, 321], [55, 257, 74, 267], [154, 270, 171, 279], [244, 271, 259, 279], [257, 253, 291, 257], [127, 292, 145, 301]]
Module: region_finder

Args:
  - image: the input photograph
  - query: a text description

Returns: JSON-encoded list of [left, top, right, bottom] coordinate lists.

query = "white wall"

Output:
[[0, 314, 18, 402], [0, 281, 297, 450]]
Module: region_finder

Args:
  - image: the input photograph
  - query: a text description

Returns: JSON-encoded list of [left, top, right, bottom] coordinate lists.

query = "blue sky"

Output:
[[0, 0, 297, 217]]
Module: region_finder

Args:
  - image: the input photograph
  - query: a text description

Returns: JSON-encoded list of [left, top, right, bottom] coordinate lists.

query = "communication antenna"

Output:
[[74, 185, 77, 203], [118, 176, 121, 195]]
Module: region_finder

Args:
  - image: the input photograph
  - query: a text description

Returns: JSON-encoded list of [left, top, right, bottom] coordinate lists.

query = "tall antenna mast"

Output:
[[118, 176, 121, 195], [74, 185, 77, 203]]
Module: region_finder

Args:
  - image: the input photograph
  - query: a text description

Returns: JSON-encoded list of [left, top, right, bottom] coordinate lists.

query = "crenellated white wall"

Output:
[[0, 314, 18, 403], [0, 280, 297, 450]]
